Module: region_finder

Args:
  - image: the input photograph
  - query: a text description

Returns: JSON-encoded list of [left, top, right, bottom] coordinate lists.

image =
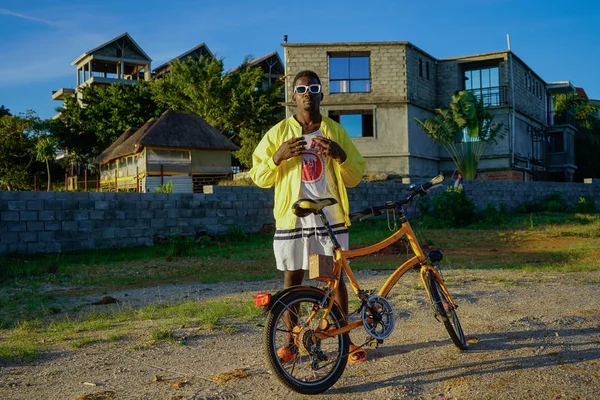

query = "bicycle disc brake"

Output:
[[361, 295, 395, 340]]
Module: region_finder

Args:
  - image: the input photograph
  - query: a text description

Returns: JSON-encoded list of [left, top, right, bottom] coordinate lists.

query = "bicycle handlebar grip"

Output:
[[421, 173, 445, 193]]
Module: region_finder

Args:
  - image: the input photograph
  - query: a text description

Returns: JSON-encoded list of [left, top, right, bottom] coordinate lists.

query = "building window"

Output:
[[418, 58, 423, 77], [329, 110, 374, 137], [329, 52, 370, 93], [547, 132, 564, 153], [426, 61, 430, 80], [464, 66, 501, 106]]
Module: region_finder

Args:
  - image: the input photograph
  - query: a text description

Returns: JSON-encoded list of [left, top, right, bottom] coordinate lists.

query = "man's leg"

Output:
[[282, 270, 304, 352], [284, 269, 304, 289], [334, 275, 349, 318]]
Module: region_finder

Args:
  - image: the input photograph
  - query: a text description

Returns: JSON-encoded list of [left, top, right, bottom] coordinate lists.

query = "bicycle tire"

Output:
[[426, 270, 468, 350], [264, 289, 350, 394]]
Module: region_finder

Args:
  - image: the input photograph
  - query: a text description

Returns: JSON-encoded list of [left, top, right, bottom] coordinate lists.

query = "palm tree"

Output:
[[414, 91, 504, 180], [35, 135, 58, 191]]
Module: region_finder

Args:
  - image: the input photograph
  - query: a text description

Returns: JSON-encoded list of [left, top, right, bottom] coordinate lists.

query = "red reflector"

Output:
[[253, 292, 271, 307]]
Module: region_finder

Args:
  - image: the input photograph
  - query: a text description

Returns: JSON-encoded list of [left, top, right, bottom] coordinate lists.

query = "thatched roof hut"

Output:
[[94, 127, 138, 165], [94, 110, 237, 165]]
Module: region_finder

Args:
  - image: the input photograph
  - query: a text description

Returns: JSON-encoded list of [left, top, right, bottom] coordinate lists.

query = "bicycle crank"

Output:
[[361, 295, 395, 340]]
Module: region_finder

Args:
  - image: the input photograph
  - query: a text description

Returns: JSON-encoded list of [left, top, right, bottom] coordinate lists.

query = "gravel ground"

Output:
[[1, 269, 600, 400]]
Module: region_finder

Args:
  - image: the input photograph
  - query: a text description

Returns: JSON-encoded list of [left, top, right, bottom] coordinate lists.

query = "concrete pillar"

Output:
[[88, 61, 91, 81], [120, 61, 125, 79], [144, 64, 151, 81], [76, 67, 80, 86]]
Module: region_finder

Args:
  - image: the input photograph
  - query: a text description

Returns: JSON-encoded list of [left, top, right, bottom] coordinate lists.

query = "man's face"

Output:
[[292, 76, 322, 113]]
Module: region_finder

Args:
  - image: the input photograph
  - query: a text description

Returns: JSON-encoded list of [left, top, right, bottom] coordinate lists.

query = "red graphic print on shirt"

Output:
[[302, 150, 324, 183]]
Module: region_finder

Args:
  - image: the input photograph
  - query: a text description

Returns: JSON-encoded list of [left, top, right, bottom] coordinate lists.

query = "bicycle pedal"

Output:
[[368, 339, 383, 349]]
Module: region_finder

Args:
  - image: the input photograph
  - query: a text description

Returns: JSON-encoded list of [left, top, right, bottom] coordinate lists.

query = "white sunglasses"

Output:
[[294, 84, 322, 94]]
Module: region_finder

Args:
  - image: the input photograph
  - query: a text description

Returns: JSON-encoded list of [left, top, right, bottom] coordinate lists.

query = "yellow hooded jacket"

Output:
[[250, 116, 365, 229]]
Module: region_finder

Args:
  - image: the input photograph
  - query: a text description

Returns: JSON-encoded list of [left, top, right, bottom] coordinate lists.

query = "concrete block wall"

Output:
[[405, 46, 437, 110], [462, 180, 600, 212], [0, 187, 274, 255], [511, 56, 547, 123], [1, 180, 598, 255]]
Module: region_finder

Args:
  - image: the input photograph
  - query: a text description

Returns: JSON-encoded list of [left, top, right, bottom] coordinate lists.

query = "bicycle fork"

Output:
[[419, 265, 458, 313]]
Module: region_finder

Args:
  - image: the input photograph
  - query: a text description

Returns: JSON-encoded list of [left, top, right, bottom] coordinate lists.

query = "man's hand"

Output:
[[273, 137, 307, 165], [312, 136, 347, 164]]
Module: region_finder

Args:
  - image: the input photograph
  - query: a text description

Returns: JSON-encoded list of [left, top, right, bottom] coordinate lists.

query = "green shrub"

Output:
[[546, 200, 563, 213], [165, 236, 196, 261], [155, 180, 174, 193], [418, 187, 476, 228], [515, 192, 571, 213], [477, 204, 503, 226], [226, 225, 248, 242], [575, 196, 596, 213]]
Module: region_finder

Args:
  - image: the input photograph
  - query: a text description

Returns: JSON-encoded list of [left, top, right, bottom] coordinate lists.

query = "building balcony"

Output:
[[52, 88, 75, 101], [547, 151, 574, 167], [468, 86, 509, 107], [547, 110, 576, 127], [82, 76, 142, 87]]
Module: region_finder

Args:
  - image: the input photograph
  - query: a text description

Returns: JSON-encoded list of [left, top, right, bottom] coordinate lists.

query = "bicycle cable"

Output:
[[385, 208, 398, 231]]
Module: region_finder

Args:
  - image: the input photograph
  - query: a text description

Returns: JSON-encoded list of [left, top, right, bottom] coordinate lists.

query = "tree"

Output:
[[554, 92, 600, 179], [0, 105, 11, 117], [0, 112, 41, 190], [553, 93, 598, 130], [151, 56, 284, 168], [34, 134, 58, 191], [414, 91, 504, 179], [51, 82, 164, 164]]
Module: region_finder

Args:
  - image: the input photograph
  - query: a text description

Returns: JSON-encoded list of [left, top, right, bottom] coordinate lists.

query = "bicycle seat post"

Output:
[[317, 211, 342, 251]]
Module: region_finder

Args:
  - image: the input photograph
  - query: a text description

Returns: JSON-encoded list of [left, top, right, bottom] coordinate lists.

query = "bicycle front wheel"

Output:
[[426, 270, 468, 350], [264, 289, 349, 394]]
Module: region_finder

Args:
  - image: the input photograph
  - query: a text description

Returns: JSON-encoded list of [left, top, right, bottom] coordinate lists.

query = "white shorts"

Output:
[[273, 223, 349, 271]]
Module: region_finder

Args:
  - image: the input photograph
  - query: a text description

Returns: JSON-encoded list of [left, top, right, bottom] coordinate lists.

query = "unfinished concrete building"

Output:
[[283, 41, 578, 181]]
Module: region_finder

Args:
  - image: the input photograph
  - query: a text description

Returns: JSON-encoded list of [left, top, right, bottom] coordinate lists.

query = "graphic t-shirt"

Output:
[[297, 130, 345, 227]]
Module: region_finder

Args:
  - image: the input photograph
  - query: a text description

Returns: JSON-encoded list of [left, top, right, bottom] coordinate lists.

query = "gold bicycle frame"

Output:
[[312, 218, 458, 340]]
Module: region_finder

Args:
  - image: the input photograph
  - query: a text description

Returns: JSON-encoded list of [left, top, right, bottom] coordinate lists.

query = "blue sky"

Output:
[[1, 0, 598, 120]]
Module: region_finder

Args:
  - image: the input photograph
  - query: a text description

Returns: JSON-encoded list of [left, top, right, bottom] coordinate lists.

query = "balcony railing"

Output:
[[548, 110, 576, 127], [468, 86, 508, 107]]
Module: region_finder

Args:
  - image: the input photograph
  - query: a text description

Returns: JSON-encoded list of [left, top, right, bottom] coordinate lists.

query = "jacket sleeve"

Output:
[[333, 123, 365, 188], [249, 125, 280, 188]]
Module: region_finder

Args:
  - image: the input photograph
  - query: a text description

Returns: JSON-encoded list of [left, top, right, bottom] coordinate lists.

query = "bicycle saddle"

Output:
[[292, 198, 338, 217]]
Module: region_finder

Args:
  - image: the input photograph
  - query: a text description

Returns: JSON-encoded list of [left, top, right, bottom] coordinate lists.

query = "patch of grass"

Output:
[[138, 298, 263, 330], [150, 328, 176, 343], [70, 337, 99, 348], [164, 237, 197, 261], [0, 297, 263, 362], [0, 340, 42, 361], [485, 277, 520, 286], [105, 333, 125, 342]]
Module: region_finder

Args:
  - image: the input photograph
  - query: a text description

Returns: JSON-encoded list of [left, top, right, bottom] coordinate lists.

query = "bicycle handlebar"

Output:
[[349, 173, 444, 220]]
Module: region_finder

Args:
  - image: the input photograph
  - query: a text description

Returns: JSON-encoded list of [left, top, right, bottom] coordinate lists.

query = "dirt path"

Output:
[[2, 269, 600, 400]]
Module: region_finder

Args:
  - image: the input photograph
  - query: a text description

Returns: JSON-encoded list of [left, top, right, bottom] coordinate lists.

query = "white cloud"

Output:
[[0, 8, 63, 28]]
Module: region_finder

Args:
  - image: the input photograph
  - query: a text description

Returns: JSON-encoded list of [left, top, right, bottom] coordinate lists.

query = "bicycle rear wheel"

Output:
[[426, 270, 468, 350], [264, 289, 349, 394]]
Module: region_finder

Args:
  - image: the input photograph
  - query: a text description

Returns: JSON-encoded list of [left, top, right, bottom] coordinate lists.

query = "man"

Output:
[[250, 70, 366, 362]]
